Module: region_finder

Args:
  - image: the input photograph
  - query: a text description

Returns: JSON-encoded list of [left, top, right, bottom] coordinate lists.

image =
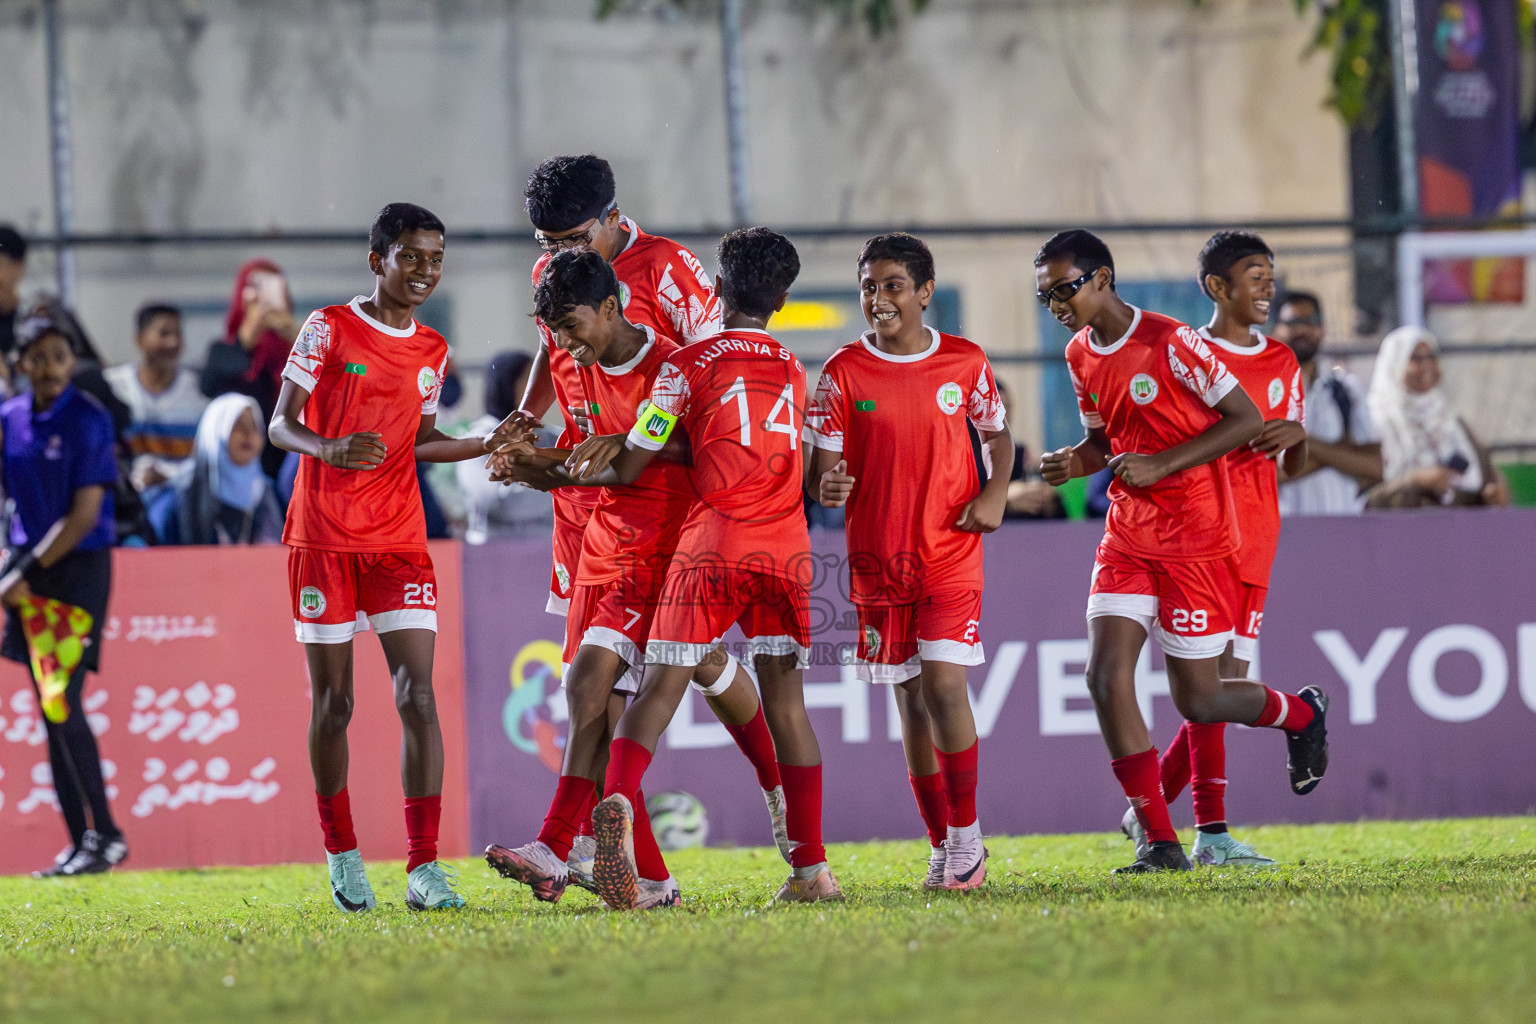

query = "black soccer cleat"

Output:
[[1285, 686, 1330, 795], [1113, 840, 1192, 874]]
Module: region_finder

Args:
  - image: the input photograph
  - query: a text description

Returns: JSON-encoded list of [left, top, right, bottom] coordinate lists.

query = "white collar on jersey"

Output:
[[349, 297, 418, 338], [595, 323, 657, 376], [858, 325, 940, 363], [1085, 306, 1141, 355], [1196, 324, 1269, 356], [618, 216, 640, 256]]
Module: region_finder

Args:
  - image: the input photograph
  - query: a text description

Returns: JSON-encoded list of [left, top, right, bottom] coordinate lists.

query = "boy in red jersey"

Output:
[[510, 228, 838, 908], [1035, 229, 1329, 873], [484, 251, 787, 910], [270, 204, 509, 912], [1122, 231, 1309, 868], [805, 233, 1009, 891]]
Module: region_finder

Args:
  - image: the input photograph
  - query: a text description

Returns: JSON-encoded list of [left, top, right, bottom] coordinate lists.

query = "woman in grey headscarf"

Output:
[[146, 393, 284, 544], [1365, 326, 1506, 508]]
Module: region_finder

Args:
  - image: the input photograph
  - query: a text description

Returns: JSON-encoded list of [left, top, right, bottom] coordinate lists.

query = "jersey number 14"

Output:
[[720, 376, 797, 447]]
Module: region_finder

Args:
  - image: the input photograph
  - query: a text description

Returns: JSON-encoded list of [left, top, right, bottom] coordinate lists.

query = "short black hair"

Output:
[[857, 232, 935, 288], [1277, 289, 1322, 316], [369, 203, 445, 257], [525, 155, 617, 233], [0, 225, 25, 262], [1034, 230, 1115, 288], [135, 302, 180, 335], [14, 313, 69, 355], [532, 249, 621, 324], [1197, 230, 1273, 298], [484, 350, 533, 421], [717, 227, 801, 319]]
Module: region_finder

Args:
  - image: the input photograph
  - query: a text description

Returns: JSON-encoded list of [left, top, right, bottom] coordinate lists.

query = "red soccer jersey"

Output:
[[627, 328, 809, 583], [1066, 307, 1242, 563], [804, 327, 1006, 604], [1198, 327, 1305, 586], [533, 218, 724, 511], [282, 299, 448, 553], [573, 327, 694, 587]]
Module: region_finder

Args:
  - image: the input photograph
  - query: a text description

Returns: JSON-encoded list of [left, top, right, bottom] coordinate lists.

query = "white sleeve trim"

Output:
[[1203, 373, 1239, 408], [802, 425, 844, 451], [282, 363, 318, 393]]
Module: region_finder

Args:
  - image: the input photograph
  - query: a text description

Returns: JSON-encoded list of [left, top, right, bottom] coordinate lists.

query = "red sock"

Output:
[[1159, 722, 1192, 803], [316, 788, 357, 855], [603, 737, 653, 805], [577, 785, 597, 838], [934, 741, 979, 829], [403, 794, 442, 873], [1253, 688, 1315, 731], [725, 705, 782, 791], [1187, 722, 1228, 829], [630, 789, 670, 882], [537, 775, 594, 861], [778, 761, 827, 868], [908, 771, 949, 848], [1111, 749, 1177, 846]]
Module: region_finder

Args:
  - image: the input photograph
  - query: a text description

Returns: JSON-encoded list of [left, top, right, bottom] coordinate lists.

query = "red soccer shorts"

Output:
[[646, 567, 811, 668], [854, 590, 984, 684], [288, 547, 437, 644], [562, 571, 663, 697], [1086, 542, 1236, 660], [546, 494, 593, 616], [1231, 581, 1268, 664]]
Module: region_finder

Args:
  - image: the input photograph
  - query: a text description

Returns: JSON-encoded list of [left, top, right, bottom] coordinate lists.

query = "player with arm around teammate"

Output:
[[806, 233, 1010, 890], [1035, 229, 1329, 874]]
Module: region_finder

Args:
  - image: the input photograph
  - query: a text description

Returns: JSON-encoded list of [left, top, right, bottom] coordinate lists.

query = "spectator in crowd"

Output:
[[996, 379, 1065, 519], [145, 393, 283, 545], [104, 303, 208, 493], [0, 225, 26, 376], [1273, 291, 1382, 515], [1364, 325, 1507, 508], [0, 314, 127, 875], [205, 259, 299, 477], [455, 350, 554, 544]]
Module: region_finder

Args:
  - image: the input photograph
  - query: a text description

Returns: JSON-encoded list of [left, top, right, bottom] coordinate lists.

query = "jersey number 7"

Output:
[[720, 376, 797, 447]]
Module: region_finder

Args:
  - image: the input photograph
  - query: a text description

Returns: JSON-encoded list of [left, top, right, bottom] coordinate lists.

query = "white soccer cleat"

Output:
[[941, 823, 987, 891], [634, 875, 682, 910], [326, 848, 377, 913], [1120, 805, 1150, 861], [567, 834, 598, 894], [922, 844, 947, 890], [1191, 831, 1278, 868], [484, 840, 569, 902], [763, 785, 792, 863], [406, 860, 467, 910]]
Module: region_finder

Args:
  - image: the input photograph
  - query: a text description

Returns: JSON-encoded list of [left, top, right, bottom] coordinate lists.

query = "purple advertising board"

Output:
[[461, 509, 1536, 852]]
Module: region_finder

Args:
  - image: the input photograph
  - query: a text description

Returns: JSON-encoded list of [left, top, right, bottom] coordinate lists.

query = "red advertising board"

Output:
[[0, 542, 468, 875]]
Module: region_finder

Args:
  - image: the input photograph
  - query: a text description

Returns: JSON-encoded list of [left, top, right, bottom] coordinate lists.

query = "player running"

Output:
[[506, 156, 783, 889], [805, 233, 1010, 890], [484, 251, 786, 909], [512, 227, 839, 908], [1035, 229, 1329, 873], [270, 203, 509, 912], [1121, 231, 1309, 868]]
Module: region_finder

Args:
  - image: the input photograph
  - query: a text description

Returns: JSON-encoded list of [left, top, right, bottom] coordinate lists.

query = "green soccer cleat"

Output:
[[406, 861, 466, 911], [1192, 831, 1278, 868], [326, 848, 377, 913]]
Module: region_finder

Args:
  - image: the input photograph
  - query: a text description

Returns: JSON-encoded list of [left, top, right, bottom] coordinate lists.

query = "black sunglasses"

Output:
[[1036, 270, 1098, 307]]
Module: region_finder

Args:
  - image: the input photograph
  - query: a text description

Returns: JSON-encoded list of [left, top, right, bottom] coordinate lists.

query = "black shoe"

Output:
[[1113, 840, 1193, 874], [57, 830, 111, 876], [31, 845, 76, 879], [1286, 686, 1330, 795]]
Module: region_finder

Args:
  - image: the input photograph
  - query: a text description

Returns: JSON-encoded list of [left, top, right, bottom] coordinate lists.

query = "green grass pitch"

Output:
[[2, 818, 1534, 1023]]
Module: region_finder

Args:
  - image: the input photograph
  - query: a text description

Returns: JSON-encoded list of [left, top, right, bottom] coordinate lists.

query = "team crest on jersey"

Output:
[[554, 563, 571, 595], [1267, 377, 1285, 408], [417, 366, 439, 398], [1129, 373, 1159, 405], [863, 625, 882, 657], [299, 587, 326, 619], [936, 382, 964, 415], [618, 282, 632, 310]]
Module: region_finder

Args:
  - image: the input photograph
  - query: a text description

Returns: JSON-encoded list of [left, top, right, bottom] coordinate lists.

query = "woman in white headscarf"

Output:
[[146, 393, 285, 543], [1365, 326, 1506, 508]]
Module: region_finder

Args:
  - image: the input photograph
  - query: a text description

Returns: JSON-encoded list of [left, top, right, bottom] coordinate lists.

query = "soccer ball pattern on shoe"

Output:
[[407, 861, 466, 910], [1120, 806, 1150, 861], [591, 794, 640, 911], [567, 835, 598, 895], [326, 848, 377, 913], [763, 786, 792, 864], [1192, 831, 1277, 868], [484, 840, 569, 902], [774, 865, 845, 904], [1286, 686, 1330, 795], [1113, 840, 1193, 874]]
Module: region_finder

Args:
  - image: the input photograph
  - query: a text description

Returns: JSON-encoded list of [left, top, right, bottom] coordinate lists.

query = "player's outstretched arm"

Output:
[[268, 378, 386, 470], [1108, 384, 1262, 488], [558, 436, 658, 488], [1040, 428, 1112, 486], [956, 424, 1013, 533], [414, 414, 501, 464]]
